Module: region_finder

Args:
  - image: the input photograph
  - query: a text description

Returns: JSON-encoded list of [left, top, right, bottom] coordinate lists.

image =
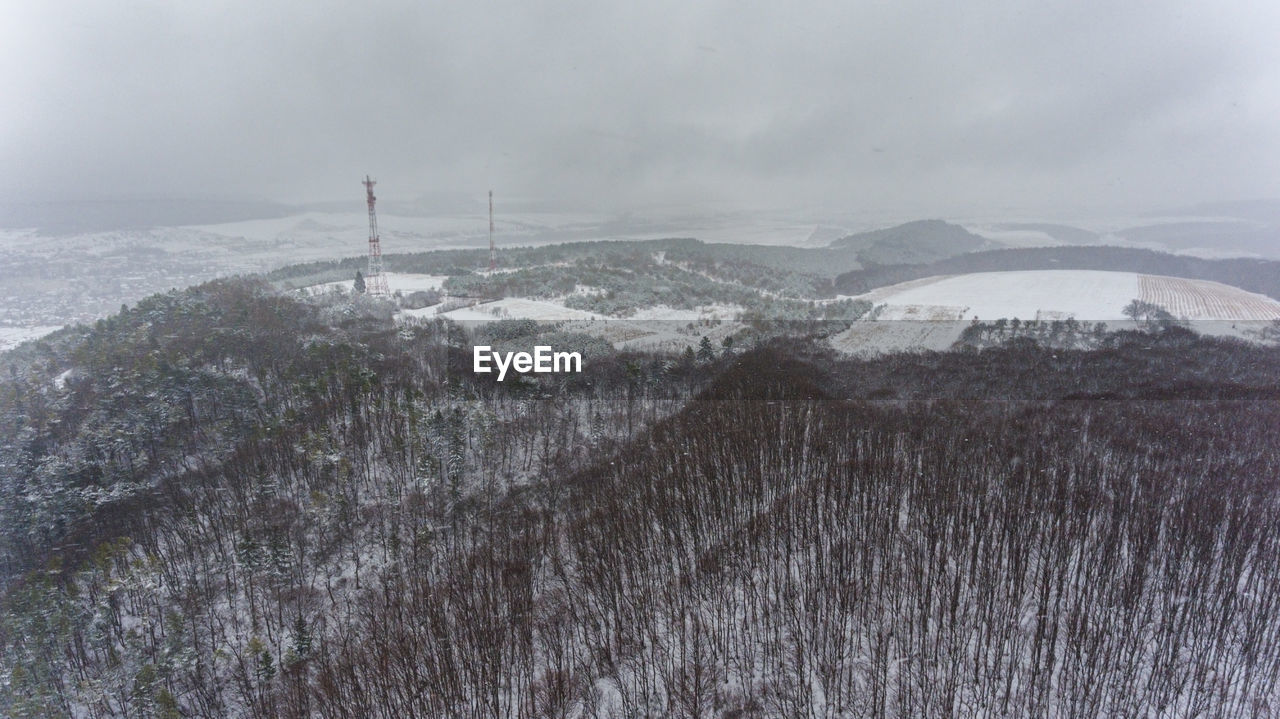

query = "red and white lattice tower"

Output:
[[488, 189, 496, 274], [362, 175, 390, 296]]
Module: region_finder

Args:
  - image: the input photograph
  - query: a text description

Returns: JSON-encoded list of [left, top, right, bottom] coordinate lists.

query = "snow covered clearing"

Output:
[[53, 368, 74, 389], [396, 304, 446, 320], [861, 270, 1141, 321], [847, 270, 1280, 322], [829, 270, 1280, 355], [0, 325, 62, 351], [396, 296, 745, 350], [629, 303, 743, 321], [392, 295, 744, 353], [1138, 275, 1280, 320], [301, 272, 448, 295], [436, 298, 609, 322], [829, 321, 968, 356], [587, 318, 741, 353]]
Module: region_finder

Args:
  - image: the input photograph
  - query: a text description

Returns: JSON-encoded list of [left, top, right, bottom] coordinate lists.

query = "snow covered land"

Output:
[[302, 272, 449, 296], [828, 270, 1280, 355], [4, 201, 1276, 347], [0, 210, 837, 335], [0, 325, 63, 351], [436, 298, 608, 322], [397, 295, 743, 353], [853, 270, 1280, 322]]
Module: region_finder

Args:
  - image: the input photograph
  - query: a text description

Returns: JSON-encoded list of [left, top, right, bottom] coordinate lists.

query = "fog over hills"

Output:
[[1, 203, 1277, 351]]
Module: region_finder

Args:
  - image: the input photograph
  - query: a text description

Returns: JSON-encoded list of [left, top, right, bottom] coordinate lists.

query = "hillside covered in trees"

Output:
[[266, 219, 999, 304], [828, 219, 987, 265], [2, 279, 1279, 717]]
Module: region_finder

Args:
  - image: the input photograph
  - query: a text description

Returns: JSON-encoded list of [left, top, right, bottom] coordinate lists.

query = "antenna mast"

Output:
[[488, 190, 496, 274], [362, 175, 389, 295]]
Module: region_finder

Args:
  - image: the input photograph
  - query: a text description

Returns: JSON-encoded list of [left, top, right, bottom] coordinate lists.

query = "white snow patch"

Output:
[[0, 325, 62, 351], [830, 270, 1280, 355], [629, 303, 743, 321], [830, 320, 968, 356], [396, 304, 447, 320], [438, 298, 608, 323], [858, 271, 1143, 322], [300, 272, 448, 295]]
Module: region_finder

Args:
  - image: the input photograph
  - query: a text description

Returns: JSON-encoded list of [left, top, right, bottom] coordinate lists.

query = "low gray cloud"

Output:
[[2, 0, 1278, 215]]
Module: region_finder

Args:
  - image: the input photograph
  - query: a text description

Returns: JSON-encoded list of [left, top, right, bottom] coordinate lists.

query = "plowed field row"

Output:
[[1139, 275, 1280, 320]]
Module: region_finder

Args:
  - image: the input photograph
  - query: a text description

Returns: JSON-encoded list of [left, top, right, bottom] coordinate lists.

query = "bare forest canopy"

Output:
[[2, 276, 1279, 716]]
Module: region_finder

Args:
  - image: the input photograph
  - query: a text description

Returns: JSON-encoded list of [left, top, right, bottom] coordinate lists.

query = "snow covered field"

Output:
[[1138, 275, 1280, 320], [436, 298, 609, 322], [629, 303, 743, 321], [395, 296, 745, 353], [563, 317, 740, 353], [302, 272, 449, 296], [431, 299, 743, 324], [386, 268, 1280, 357], [0, 325, 62, 351], [851, 270, 1280, 322], [829, 270, 1280, 355], [868, 271, 1139, 321], [830, 321, 970, 356]]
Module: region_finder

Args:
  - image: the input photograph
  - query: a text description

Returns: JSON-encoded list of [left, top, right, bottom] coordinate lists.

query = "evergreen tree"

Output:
[[697, 335, 715, 363], [258, 648, 275, 682], [354, 270, 366, 294], [154, 689, 181, 719], [290, 615, 312, 660]]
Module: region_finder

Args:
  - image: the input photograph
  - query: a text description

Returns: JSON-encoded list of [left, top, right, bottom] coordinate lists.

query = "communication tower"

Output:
[[489, 190, 496, 274], [362, 175, 390, 295]]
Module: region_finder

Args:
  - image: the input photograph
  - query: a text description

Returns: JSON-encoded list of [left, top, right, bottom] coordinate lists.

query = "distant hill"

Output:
[[1116, 221, 1280, 258], [1153, 199, 1280, 225], [989, 222, 1099, 245], [829, 219, 987, 265], [269, 237, 871, 298], [267, 220, 999, 300]]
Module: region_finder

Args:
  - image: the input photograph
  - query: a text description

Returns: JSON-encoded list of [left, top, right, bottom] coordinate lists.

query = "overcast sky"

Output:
[[3, 0, 1279, 215]]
